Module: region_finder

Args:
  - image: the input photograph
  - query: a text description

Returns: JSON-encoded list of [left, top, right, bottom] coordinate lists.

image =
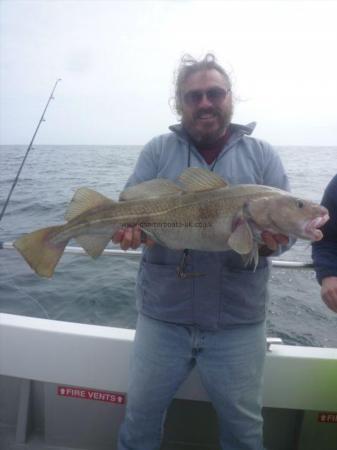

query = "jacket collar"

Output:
[[168, 122, 256, 144]]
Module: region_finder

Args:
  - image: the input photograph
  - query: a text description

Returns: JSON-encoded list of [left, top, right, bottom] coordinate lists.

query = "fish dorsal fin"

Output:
[[119, 179, 183, 201], [178, 167, 228, 192], [228, 219, 254, 255], [65, 187, 114, 221]]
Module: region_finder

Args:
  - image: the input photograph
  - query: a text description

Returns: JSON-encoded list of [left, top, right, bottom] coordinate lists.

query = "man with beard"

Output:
[[115, 54, 290, 450]]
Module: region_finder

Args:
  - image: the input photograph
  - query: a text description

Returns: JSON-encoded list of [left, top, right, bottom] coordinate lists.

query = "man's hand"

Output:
[[321, 277, 337, 313], [259, 231, 289, 256], [112, 225, 155, 251]]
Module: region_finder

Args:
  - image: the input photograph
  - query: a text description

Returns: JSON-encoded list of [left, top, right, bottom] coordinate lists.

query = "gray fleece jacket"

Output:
[[125, 122, 290, 329]]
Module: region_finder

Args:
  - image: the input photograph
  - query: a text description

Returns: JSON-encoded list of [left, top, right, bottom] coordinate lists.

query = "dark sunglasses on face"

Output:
[[183, 87, 230, 107]]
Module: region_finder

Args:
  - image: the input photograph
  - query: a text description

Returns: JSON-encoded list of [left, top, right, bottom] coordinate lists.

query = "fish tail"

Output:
[[14, 225, 69, 278]]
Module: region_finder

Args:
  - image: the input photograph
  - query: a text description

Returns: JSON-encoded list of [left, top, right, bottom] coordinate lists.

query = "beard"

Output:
[[182, 103, 233, 146]]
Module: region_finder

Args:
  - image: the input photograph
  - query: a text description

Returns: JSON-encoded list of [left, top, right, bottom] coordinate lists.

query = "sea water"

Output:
[[0, 145, 336, 347]]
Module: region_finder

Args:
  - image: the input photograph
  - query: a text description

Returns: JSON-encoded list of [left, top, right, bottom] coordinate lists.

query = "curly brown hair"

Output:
[[173, 53, 232, 116]]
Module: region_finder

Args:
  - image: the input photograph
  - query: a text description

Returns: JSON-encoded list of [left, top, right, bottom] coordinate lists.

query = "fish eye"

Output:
[[296, 200, 304, 209]]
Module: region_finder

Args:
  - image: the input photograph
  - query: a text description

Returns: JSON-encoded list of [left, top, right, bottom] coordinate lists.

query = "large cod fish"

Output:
[[14, 167, 329, 278]]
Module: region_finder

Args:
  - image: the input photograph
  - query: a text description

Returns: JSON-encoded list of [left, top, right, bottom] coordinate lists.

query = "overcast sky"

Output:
[[1, 0, 337, 146]]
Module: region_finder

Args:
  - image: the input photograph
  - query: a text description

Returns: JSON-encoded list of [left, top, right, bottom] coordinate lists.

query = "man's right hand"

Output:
[[112, 225, 155, 251]]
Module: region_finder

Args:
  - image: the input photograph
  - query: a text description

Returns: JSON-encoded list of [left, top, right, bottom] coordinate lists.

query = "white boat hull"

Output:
[[1, 313, 337, 449]]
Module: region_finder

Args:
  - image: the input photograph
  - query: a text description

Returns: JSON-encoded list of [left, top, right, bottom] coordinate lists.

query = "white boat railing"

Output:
[[0, 241, 314, 269]]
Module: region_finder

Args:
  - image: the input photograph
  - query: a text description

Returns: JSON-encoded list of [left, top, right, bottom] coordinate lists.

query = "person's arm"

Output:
[[312, 175, 337, 312]]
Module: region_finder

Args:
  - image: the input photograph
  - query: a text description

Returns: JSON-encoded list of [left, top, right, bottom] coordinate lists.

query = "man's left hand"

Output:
[[259, 231, 289, 256]]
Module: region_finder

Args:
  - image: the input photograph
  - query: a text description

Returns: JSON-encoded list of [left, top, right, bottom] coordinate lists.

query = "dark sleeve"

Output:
[[312, 174, 337, 284]]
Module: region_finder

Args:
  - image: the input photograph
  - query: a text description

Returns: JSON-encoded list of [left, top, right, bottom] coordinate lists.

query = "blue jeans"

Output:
[[118, 314, 266, 450]]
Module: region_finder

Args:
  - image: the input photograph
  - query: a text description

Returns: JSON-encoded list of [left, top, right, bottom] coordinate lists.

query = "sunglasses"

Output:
[[183, 87, 230, 107]]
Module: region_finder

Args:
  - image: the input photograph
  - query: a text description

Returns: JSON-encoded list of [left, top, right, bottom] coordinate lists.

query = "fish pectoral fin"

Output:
[[241, 245, 259, 271], [76, 234, 113, 258], [65, 188, 115, 221], [178, 167, 228, 192], [228, 221, 254, 255], [119, 179, 183, 201]]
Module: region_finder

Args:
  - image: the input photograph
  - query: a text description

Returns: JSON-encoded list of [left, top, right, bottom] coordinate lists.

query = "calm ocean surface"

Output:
[[0, 145, 337, 347]]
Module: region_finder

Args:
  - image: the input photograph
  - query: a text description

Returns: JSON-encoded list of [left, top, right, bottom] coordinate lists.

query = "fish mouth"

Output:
[[303, 213, 329, 241]]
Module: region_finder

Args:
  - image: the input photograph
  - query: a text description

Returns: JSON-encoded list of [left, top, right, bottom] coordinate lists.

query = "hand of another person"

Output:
[[321, 277, 337, 313], [112, 225, 155, 251]]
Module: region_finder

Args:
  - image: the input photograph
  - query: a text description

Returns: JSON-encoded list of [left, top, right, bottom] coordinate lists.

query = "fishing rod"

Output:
[[0, 78, 62, 222], [0, 241, 314, 269]]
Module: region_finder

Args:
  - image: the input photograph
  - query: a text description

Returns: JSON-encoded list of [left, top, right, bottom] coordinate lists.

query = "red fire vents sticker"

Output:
[[317, 412, 337, 423], [57, 386, 126, 405]]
